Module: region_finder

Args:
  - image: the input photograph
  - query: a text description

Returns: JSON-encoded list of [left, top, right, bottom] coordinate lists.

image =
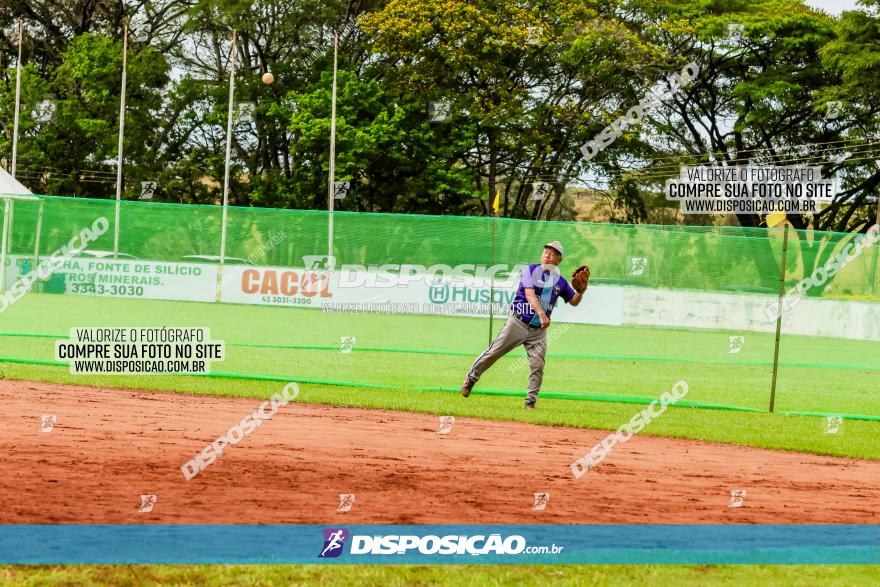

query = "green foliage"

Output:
[[359, 0, 661, 219], [2, 33, 169, 198], [1, 0, 879, 232]]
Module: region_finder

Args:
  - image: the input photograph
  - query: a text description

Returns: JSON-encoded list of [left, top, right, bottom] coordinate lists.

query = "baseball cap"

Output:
[[544, 240, 564, 257]]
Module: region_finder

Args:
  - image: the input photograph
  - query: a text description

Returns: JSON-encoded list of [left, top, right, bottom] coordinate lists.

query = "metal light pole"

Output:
[[11, 18, 23, 179], [113, 21, 129, 258], [217, 29, 237, 301], [327, 31, 339, 263], [872, 161, 880, 297]]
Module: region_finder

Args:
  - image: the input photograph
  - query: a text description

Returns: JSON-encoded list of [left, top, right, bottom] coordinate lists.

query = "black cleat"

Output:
[[461, 376, 476, 397], [524, 401, 536, 410]]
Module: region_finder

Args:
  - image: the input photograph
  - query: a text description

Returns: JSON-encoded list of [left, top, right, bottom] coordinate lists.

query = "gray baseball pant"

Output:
[[467, 315, 548, 405]]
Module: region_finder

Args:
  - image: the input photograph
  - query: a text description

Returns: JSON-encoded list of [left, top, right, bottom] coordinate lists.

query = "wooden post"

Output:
[[769, 224, 790, 413]]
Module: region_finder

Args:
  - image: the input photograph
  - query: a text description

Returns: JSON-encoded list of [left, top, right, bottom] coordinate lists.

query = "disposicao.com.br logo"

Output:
[[318, 528, 563, 558]]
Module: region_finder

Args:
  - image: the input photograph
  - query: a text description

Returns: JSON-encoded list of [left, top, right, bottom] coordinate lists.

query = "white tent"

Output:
[[0, 167, 40, 293], [0, 166, 31, 195]]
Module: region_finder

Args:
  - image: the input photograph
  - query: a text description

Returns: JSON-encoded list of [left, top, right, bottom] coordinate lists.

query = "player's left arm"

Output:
[[559, 280, 582, 307]]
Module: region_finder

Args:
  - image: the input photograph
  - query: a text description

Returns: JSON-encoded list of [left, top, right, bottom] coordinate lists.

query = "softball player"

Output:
[[460, 241, 589, 409]]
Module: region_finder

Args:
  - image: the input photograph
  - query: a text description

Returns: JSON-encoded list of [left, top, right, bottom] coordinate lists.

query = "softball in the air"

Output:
[[262, 72, 274, 85]]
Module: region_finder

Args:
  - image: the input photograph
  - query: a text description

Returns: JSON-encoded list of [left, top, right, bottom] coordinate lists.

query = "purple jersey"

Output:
[[511, 264, 576, 326]]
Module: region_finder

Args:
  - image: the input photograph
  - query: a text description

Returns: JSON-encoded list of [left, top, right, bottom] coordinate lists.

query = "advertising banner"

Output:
[[6, 255, 218, 303], [218, 264, 624, 326]]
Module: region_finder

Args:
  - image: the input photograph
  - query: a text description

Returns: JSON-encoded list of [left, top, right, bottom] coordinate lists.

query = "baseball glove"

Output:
[[571, 265, 590, 294]]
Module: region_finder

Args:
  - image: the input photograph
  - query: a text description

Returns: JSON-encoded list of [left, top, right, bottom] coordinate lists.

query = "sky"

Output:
[[805, 0, 864, 14]]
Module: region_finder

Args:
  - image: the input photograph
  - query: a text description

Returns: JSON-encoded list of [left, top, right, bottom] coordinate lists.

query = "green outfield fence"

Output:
[[0, 194, 878, 421]]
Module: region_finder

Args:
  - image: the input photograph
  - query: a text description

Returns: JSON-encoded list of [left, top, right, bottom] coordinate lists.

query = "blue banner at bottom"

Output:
[[0, 525, 877, 564]]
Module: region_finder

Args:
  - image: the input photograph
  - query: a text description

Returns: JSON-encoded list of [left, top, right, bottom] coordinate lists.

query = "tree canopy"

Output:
[[1, 0, 878, 232]]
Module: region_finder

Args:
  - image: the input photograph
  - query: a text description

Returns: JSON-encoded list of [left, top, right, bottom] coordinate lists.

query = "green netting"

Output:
[[0, 194, 878, 419]]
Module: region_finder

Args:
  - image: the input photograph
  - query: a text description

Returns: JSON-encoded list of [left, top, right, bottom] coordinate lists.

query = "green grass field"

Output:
[[2, 293, 880, 415], [1, 292, 879, 458], [2, 564, 880, 586], [1, 293, 878, 584]]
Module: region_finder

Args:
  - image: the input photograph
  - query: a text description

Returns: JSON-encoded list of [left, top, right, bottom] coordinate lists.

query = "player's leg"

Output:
[[523, 328, 548, 409], [461, 316, 529, 397]]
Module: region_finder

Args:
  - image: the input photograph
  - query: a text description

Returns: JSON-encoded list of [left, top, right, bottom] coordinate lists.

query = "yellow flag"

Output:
[[766, 212, 787, 228], [492, 191, 500, 215]]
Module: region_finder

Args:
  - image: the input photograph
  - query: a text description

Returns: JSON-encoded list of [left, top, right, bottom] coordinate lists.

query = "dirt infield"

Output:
[[1, 379, 878, 524]]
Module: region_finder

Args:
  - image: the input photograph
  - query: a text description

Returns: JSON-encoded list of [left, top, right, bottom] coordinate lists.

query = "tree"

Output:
[[591, 0, 880, 290], [359, 0, 660, 219], [0, 33, 169, 197], [821, 0, 880, 232], [610, 0, 879, 234]]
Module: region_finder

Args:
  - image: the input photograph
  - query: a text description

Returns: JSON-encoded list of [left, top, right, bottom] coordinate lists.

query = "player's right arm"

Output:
[[524, 287, 550, 328]]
